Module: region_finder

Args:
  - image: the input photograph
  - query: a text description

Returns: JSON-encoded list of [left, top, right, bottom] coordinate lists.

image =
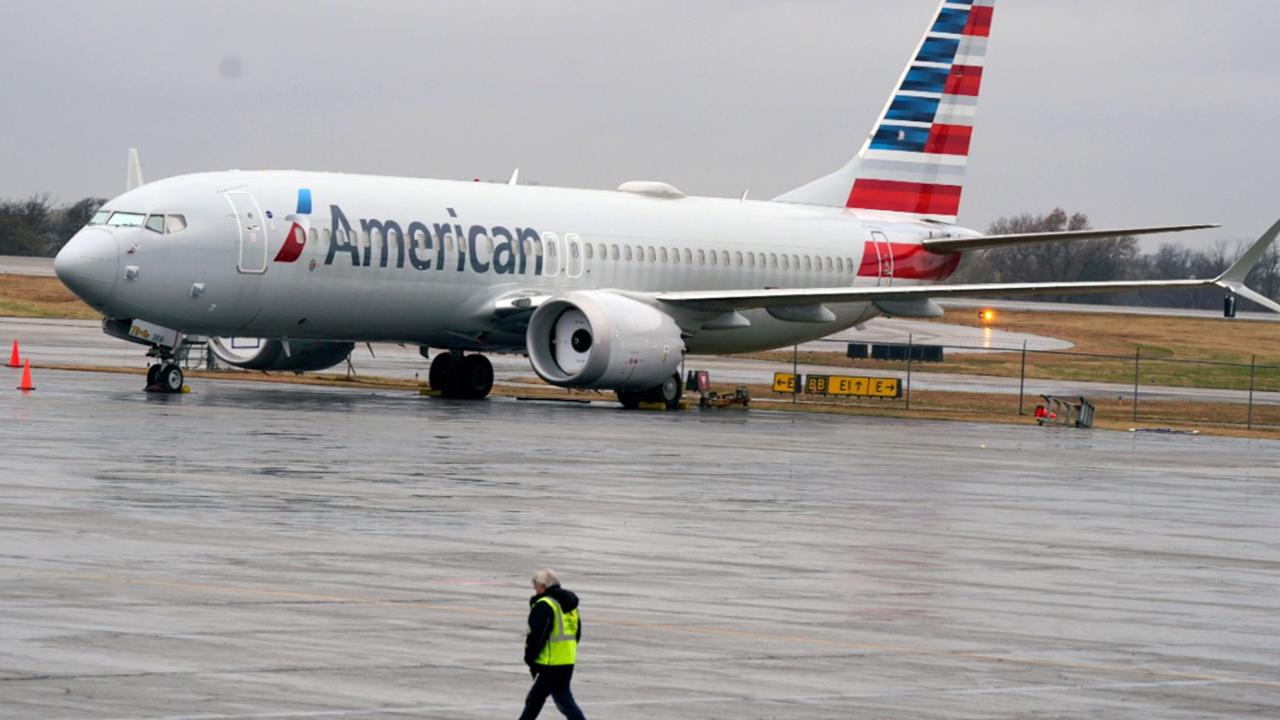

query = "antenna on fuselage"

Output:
[[126, 148, 145, 191], [508, 168, 520, 186]]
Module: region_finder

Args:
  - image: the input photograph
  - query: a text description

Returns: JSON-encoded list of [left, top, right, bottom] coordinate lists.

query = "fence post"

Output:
[[1248, 354, 1256, 430], [905, 333, 913, 411], [1018, 340, 1028, 415], [792, 344, 798, 404], [1132, 347, 1140, 422]]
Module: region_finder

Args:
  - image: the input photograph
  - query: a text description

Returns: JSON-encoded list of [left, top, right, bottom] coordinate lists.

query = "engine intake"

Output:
[[526, 292, 684, 390]]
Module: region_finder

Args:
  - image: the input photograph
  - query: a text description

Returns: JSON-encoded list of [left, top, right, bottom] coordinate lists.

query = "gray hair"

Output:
[[532, 568, 560, 588]]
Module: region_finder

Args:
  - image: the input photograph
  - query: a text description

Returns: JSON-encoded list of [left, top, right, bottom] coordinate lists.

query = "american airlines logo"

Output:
[[296, 204, 547, 275]]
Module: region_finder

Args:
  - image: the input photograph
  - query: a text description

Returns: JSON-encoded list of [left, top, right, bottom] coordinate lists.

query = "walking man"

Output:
[[519, 569, 587, 720]]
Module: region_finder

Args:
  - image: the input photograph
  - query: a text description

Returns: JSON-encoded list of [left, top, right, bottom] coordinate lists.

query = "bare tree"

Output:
[[951, 208, 1138, 301]]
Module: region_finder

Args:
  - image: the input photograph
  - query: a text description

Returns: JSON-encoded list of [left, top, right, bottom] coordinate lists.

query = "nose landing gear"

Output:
[[146, 362, 185, 393], [427, 350, 494, 399]]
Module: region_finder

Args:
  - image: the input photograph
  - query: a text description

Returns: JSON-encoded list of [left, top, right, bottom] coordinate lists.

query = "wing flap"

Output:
[[656, 279, 1211, 314]]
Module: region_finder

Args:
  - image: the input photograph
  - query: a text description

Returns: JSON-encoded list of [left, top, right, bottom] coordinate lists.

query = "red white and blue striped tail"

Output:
[[774, 0, 994, 225]]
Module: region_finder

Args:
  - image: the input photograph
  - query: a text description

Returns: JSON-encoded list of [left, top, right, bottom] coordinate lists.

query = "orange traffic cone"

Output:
[[16, 359, 35, 391], [6, 340, 19, 368]]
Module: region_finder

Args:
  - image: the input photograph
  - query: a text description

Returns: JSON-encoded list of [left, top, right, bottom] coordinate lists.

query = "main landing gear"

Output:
[[616, 373, 683, 410], [428, 350, 494, 400]]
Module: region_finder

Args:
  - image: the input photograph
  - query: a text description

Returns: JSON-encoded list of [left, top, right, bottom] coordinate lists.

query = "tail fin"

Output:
[[126, 148, 144, 191], [774, 0, 994, 224]]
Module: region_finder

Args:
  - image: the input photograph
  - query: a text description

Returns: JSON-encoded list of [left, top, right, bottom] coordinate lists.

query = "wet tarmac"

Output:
[[2, 369, 1279, 718]]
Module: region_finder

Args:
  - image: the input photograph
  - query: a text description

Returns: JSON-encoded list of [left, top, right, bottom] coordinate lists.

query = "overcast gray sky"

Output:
[[3, 1, 1277, 249]]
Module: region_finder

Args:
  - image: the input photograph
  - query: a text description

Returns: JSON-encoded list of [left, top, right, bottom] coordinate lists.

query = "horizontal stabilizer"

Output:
[[923, 223, 1219, 254]]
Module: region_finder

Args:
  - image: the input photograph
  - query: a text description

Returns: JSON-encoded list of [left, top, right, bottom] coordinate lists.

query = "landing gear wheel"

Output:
[[456, 354, 493, 400], [160, 364, 184, 393], [146, 364, 162, 387], [650, 373, 683, 410], [428, 352, 456, 392], [616, 390, 643, 410]]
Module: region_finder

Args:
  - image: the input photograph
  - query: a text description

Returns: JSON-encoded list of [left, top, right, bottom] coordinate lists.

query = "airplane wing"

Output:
[[656, 217, 1280, 315], [922, 223, 1219, 253]]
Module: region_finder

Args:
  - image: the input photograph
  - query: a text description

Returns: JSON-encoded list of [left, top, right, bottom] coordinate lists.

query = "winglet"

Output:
[[125, 148, 144, 191], [1214, 216, 1280, 313]]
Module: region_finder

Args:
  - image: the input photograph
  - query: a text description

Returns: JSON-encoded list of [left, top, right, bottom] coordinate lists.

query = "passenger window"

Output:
[[710, 250, 717, 266], [770, 253, 778, 268], [88, 210, 110, 225], [309, 228, 319, 246], [735, 251, 743, 267], [646, 246, 655, 262], [165, 215, 187, 233], [584, 243, 593, 260], [634, 245, 643, 262], [825, 257, 833, 272], [660, 247, 668, 263], [747, 253, 755, 268], [683, 249, 692, 264], [781, 255, 789, 270], [792, 255, 800, 270], [611, 244, 620, 260], [145, 214, 166, 233], [721, 251, 730, 266], [836, 257, 843, 273], [804, 256, 812, 271], [624, 246, 633, 261], [697, 250, 705, 265]]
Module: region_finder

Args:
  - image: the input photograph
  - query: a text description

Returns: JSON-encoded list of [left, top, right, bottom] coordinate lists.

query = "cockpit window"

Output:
[[105, 212, 146, 227], [88, 210, 110, 225], [145, 214, 166, 233], [165, 214, 187, 233]]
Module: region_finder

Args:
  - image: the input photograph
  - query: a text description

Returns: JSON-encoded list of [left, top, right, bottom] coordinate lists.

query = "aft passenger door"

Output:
[[870, 230, 894, 286], [225, 191, 268, 274]]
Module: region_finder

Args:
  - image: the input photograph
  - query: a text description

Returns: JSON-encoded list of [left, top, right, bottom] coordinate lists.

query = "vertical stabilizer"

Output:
[[774, 0, 994, 224], [126, 148, 144, 191]]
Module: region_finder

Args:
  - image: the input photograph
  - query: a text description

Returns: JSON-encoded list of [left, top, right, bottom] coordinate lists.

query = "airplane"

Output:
[[54, 0, 1280, 408]]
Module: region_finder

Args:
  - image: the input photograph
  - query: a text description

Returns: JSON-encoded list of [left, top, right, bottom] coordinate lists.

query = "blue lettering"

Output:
[[325, 205, 360, 266], [491, 226, 516, 275], [406, 221, 432, 270]]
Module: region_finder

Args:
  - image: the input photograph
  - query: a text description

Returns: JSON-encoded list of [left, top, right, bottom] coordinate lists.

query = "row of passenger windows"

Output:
[[88, 210, 187, 234], [320, 227, 856, 273]]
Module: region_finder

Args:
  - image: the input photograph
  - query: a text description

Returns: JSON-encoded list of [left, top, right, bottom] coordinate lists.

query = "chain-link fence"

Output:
[[759, 339, 1280, 432]]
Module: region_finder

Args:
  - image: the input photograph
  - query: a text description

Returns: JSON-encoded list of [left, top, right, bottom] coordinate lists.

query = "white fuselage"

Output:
[[59, 170, 968, 355]]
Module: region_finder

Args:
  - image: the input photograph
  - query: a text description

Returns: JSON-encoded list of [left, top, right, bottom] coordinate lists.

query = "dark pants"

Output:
[[519, 665, 586, 720]]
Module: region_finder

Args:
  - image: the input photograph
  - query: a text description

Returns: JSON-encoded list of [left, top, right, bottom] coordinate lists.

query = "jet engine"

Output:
[[526, 291, 684, 390], [208, 337, 355, 372]]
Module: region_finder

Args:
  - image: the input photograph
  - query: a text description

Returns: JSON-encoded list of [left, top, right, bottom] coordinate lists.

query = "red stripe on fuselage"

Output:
[[963, 6, 993, 37], [847, 179, 963, 216], [943, 65, 983, 96], [856, 241, 962, 281], [273, 223, 307, 263]]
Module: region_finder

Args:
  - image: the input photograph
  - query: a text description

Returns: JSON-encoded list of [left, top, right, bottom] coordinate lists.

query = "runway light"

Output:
[[979, 309, 997, 324]]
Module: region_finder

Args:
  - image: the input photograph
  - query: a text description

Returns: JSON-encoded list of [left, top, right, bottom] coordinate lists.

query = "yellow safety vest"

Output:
[[532, 596, 579, 666]]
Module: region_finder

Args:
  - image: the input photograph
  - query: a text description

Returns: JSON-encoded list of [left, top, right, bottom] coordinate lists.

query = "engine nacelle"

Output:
[[208, 337, 354, 372], [526, 292, 684, 390]]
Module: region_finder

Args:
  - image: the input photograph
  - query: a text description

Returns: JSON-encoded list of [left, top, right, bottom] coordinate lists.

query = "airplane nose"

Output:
[[54, 227, 120, 307]]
